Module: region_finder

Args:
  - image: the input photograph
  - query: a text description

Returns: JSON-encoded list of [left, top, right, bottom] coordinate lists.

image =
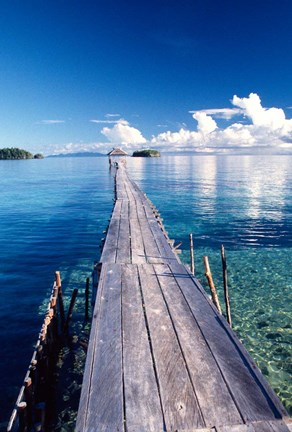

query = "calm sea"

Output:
[[0, 154, 291, 427]]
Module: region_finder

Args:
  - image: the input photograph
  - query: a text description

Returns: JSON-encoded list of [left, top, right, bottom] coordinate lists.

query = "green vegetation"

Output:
[[0, 147, 44, 160], [33, 153, 44, 159], [132, 149, 160, 157]]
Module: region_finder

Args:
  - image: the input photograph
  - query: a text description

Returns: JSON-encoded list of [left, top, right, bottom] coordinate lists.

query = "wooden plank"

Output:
[[76, 263, 108, 431], [154, 263, 243, 428], [111, 199, 122, 218], [217, 425, 254, 432], [116, 218, 131, 263], [100, 217, 120, 263], [122, 264, 164, 431], [138, 218, 164, 264], [120, 199, 129, 219], [148, 219, 178, 263], [138, 263, 205, 430], [170, 261, 288, 420], [85, 263, 124, 432], [218, 420, 290, 432], [129, 218, 147, 263], [169, 261, 285, 423]]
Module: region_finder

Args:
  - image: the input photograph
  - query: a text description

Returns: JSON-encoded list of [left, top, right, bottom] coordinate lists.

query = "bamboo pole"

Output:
[[203, 256, 222, 314], [85, 277, 90, 321], [189, 233, 195, 275], [24, 377, 33, 429], [221, 245, 232, 327], [17, 401, 27, 432], [55, 271, 65, 329], [64, 288, 78, 333]]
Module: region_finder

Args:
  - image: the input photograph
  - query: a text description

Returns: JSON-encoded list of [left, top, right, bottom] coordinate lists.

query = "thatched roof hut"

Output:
[[107, 147, 128, 166]]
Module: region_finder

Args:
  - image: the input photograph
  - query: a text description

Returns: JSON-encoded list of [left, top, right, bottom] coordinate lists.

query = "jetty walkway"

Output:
[[76, 164, 290, 432]]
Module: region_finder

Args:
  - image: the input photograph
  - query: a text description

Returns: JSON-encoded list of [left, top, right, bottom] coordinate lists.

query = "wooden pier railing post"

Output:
[[221, 245, 232, 327], [55, 271, 65, 330], [203, 256, 222, 314], [189, 233, 195, 275], [64, 288, 78, 333], [85, 277, 90, 321], [17, 401, 27, 432]]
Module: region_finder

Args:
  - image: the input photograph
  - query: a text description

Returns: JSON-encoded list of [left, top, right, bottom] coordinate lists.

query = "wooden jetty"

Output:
[[77, 164, 291, 432]]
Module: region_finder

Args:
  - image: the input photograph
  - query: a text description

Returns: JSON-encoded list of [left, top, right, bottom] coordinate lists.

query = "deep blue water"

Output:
[[0, 155, 291, 426]]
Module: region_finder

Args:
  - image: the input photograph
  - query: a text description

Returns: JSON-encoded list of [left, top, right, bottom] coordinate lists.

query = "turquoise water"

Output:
[[0, 155, 291, 426]]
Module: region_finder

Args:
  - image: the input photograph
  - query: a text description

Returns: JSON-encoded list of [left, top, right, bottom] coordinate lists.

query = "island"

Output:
[[0, 147, 44, 160], [132, 149, 160, 157]]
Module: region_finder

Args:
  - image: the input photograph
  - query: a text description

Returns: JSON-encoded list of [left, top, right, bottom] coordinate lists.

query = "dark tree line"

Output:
[[0, 148, 44, 159]]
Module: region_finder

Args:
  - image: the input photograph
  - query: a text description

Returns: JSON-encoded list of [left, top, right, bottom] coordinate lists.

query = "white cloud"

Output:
[[190, 108, 242, 120], [105, 113, 121, 118], [90, 119, 121, 124], [37, 120, 65, 125], [192, 112, 217, 135], [101, 119, 147, 147], [152, 93, 292, 153], [232, 93, 292, 132]]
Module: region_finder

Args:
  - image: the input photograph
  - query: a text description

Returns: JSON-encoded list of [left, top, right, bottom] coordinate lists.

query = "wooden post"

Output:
[[17, 401, 27, 432], [189, 233, 195, 275], [85, 277, 90, 321], [55, 271, 65, 330], [64, 288, 78, 333], [203, 256, 222, 314], [221, 245, 232, 327], [24, 377, 34, 428], [35, 402, 46, 431]]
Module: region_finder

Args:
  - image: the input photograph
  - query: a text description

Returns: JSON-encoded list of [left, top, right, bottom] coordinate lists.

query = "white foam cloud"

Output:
[[232, 93, 291, 131], [152, 93, 292, 153], [192, 112, 217, 135], [101, 119, 147, 146]]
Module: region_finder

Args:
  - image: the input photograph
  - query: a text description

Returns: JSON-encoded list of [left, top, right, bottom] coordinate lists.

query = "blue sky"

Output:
[[1, 0, 292, 154]]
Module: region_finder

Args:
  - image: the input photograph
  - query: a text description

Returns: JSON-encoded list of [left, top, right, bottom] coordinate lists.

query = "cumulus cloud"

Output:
[[152, 93, 292, 153], [192, 112, 217, 135], [101, 119, 147, 147]]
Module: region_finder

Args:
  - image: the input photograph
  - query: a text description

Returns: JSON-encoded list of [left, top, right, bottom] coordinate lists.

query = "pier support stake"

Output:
[[55, 271, 65, 330], [221, 245, 232, 327], [189, 233, 195, 275], [65, 288, 78, 333], [85, 277, 90, 321], [203, 256, 222, 314]]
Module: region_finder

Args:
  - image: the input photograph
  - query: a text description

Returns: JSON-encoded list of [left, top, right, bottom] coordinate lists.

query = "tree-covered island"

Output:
[[132, 149, 160, 157], [0, 148, 44, 160]]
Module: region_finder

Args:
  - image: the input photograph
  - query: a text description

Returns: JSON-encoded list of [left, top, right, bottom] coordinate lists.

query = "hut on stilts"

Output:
[[107, 147, 128, 166]]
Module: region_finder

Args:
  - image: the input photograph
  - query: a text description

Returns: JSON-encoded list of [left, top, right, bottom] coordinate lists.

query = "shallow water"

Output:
[[0, 154, 291, 427]]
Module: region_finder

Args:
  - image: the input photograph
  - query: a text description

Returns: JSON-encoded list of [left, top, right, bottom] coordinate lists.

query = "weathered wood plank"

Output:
[[138, 218, 164, 263], [218, 419, 290, 432], [170, 261, 288, 420], [148, 219, 178, 263], [85, 263, 124, 432], [154, 263, 243, 428], [100, 217, 120, 263], [129, 218, 147, 263], [122, 264, 164, 431], [76, 263, 108, 431], [169, 261, 285, 423], [138, 263, 205, 430], [116, 218, 131, 263], [111, 199, 122, 218], [120, 198, 129, 219]]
